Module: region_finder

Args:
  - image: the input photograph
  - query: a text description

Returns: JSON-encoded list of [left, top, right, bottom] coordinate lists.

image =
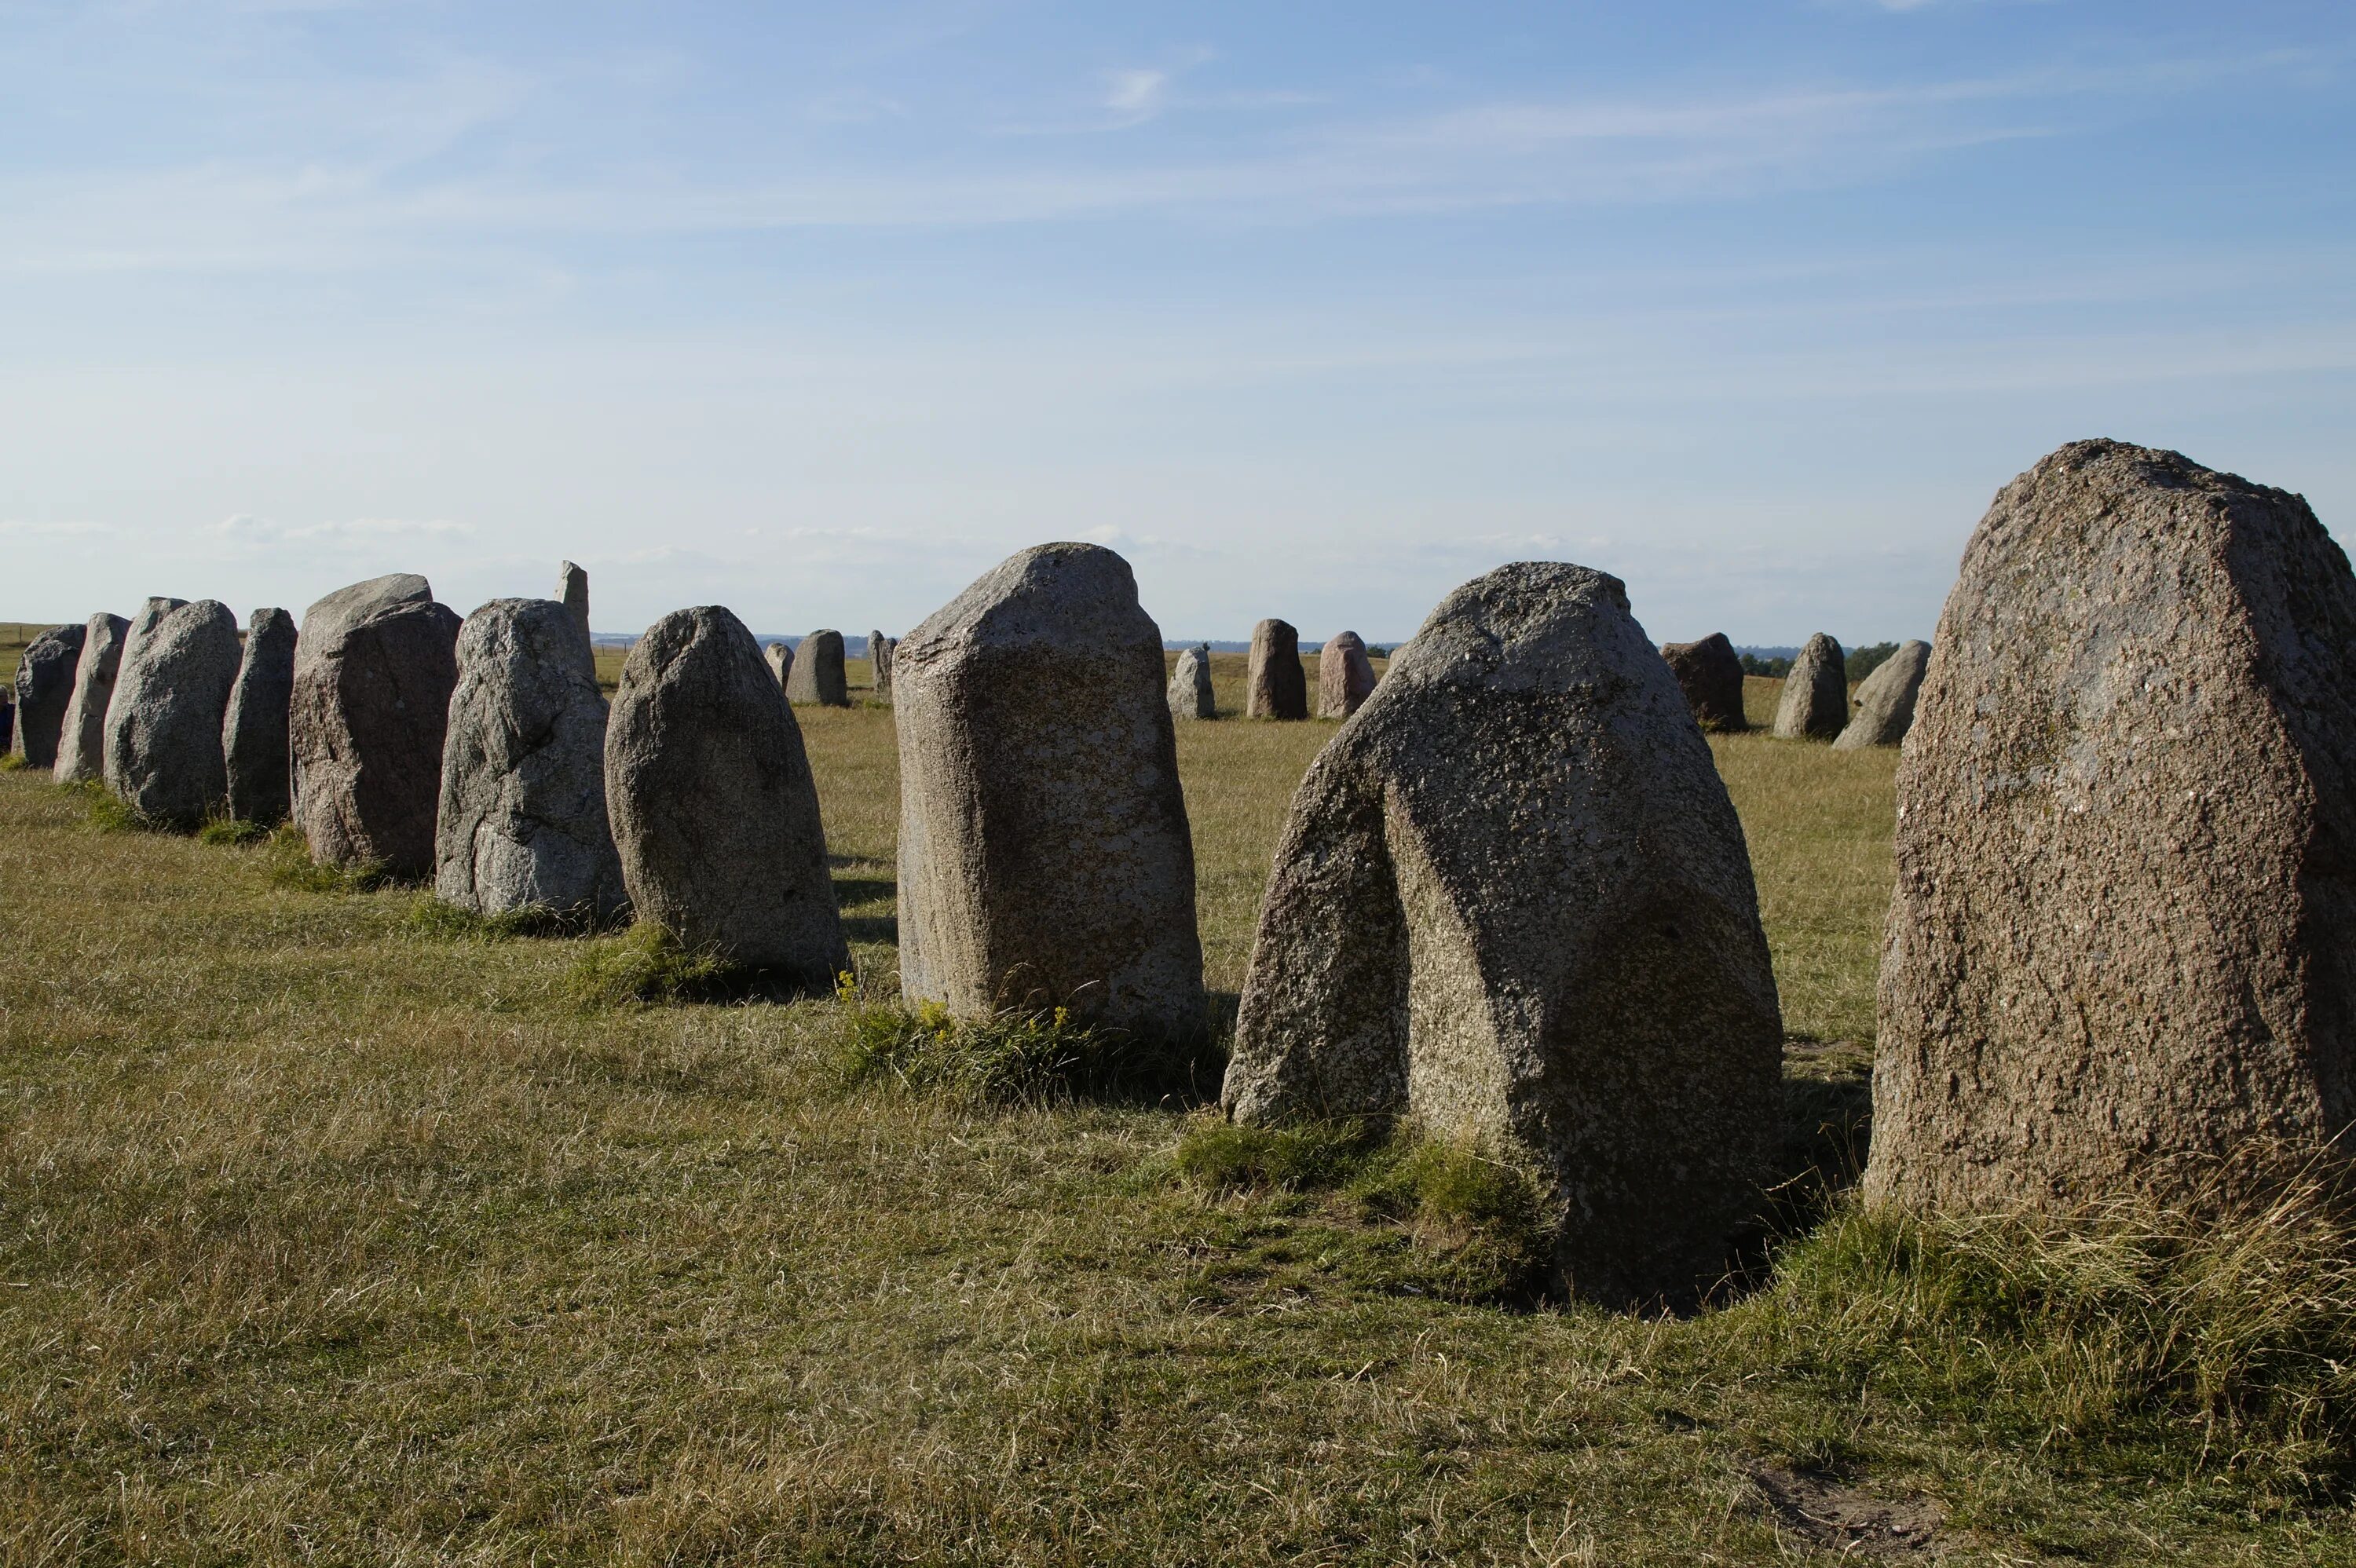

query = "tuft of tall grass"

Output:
[[196, 814, 269, 846], [405, 894, 602, 942], [834, 977, 1220, 1105], [565, 923, 741, 1007], [261, 822, 390, 893], [65, 778, 148, 834], [0, 751, 29, 772]]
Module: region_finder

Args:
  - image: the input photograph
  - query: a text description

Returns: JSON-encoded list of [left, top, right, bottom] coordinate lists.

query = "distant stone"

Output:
[[1317, 630, 1377, 719], [1246, 618, 1307, 720], [896, 543, 1205, 1035], [558, 561, 591, 645], [52, 612, 130, 785], [1772, 633, 1847, 740], [1224, 562, 1781, 1308], [1169, 644, 1215, 721], [605, 606, 846, 978], [291, 573, 462, 879], [101, 598, 242, 828], [785, 629, 849, 707], [223, 609, 298, 824], [1660, 632, 1748, 732], [765, 641, 792, 689], [1833, 640, 1930, 750], [9, 623, 86, 768], [867, 629, 893, 702]]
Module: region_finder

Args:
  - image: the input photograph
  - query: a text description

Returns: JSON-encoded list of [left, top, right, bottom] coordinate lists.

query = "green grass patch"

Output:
[[404, 894, 597, 942], [0, 751, 29, 773], [196, 815, 270, 846], [835, 978, 1220, 1105], [261, 821, 390, 894], [64, 778, 148, 834], [565, 922, 742, 1007]]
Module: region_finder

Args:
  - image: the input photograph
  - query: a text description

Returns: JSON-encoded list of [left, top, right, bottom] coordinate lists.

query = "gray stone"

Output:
[[558, 561, 591, 645], [9, 624, 86, 768], [1866, 440, 2356, 1214], [1833, 640, 1930, 750], [53, 613, 130, 785], [785, 629, 848, 707], [869, 629, 894, 701], [291, 573, 462, 879], [1659, 632, 1747, 732], [605, 605, 847, 979], [1317, 630, 1376, 719], [1246, 618, 1307, 720], [1223, 562, 1782, 1308], [0, 696, 11, 754], [1772, 632, 1847, 740], [895, 543, 1205, 1035], [1169, 644, 1214, 721], [765, 641, 792, 689], [435, 598, 627, 922], [223, 609, 298, 824], [101, 599, 242, 828]]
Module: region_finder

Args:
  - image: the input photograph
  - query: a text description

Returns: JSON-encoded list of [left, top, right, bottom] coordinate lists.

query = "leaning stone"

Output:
[[1833, 641, 1930, 750], [558, 561, 591, 645], [291, 573, 462, 879], [1169, 644, 1214, 721], [223, 609, 298, 824], [435, 598, 627, 922], [1224, 562, 1781, 1308], [1317, 630, 1377, 719], [765, 641, 792, 689], [605, 606, 846, 978], [896, 543, 1205, 1036], [1247, 618, 1307, 720], [9, 624, 86, 768], [784, 629, 848, 707], [53, 613, 130, 784], [1867, 440, 2356, 1213], [1659, 632, 1748, 732], [1772, 633, 1847, 740], [102, 599, 242, 828]]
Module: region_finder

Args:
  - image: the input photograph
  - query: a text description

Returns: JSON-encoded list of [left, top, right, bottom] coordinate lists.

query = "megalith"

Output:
[[53, 612, 130, 785], [895, 543, 1205, 1036], [223, 609, 298, 824], [869, 630, 894, 701], [435, 598, 627, 923], [1169, 644, 1214, 721], [101, 598, 242, 828], [291, 573, 462, 879], [9, 624, 86, 768], [0, 696, 12, 754], [558, 561, 591, 645], [1224, 562, 1782, 1307], [1246, 618, 1307, 720], [605, 606, 846, 979], [1659, 632, 1747, 732], [765, 641, 792, 689], [1317, 630, 1377, 719], [1771, 633, 1847, 740], [1867, 440, 2356, 1212], [1833, 640, 1930, 750], [785, 629, 849, 707]]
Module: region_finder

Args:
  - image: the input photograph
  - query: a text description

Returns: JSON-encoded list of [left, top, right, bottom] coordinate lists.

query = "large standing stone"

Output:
[[765, 641, 792, 689], [223, 609, 298, 824], [1224, 562, 1781, 1307], [1833, 640, 1930, 750], [1659, 632, 1748, 732], [558, 561, 591, 644], [1317, 630, 1377, 719], [9, 624, 86, 768], [101, 599, 242, 828], [895, 543, 1205, 1036], [1169, 644, 1214, 721], [1772, 632, 1847, 740], [53, 612, 130, 785], [1867, 440, 2356, 1213], [785, 629, 848, 707], [1246, 618, 1307, 720], [605, 606, 846, 978], [435, 599, 627, 922], [291, 574, 462, 879]]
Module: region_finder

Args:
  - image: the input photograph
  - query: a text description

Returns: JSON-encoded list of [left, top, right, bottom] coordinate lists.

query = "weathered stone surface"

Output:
[[223, 609, 298, 824], [102, 599, 242, 828], [785, 629, 848, 707], [9, 624, 85, 767], [0, 696, 12, 754], [1660, 632, 1747, 731], [765, 641, 792, 689], [1771, 632, 1847, 740], [53, 613, 130, 784], [558, 561, 590, 645], [605, 605, 846, 978], [1246, 619, 1307, 720], [435, 598, 627, 921], [1317, 630, 1377, 719], [895, 543, 1205, 1035], [869, 630, 894, 701], [291, 573, 462, 879], [1169, 644, 1214, 721], [1833, 640, 1930, 750], [1224, 562, 1782, 1307], [1867, 440, 2356, 1213]]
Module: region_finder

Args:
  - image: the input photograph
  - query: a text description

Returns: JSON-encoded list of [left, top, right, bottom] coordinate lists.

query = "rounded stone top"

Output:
[[902, 543, 1152, 658]]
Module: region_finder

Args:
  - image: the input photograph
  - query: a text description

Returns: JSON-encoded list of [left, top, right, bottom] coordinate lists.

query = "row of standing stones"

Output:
[[1659, 627, 1933, 747], [10, 439, 2354, 1307]]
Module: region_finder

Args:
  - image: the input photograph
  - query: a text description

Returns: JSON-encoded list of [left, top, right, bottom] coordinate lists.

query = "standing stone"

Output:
[[1867, 440, 2356, 1213], [605, 606, 846, 979], [1246, 618, 1307, 720], [1772, 633, 1847, 740], [1224, 563, 1781, 1308], [1169, 644, 1215, 721], [558, 561, 591, 644], [101, 599, 242, 828], [765, 641, 793, 689], [1833, 640, 1930, 750], [223, 609, 298, 824], [291, 574, 462, 879], [9, 624, 85, 768], [53, 613, 130, 785], [435, 599, 627, 922], [0, 696, 12, 754], [1317, 630, 1377, 719], [784, 629, 849, 707], [896, 543, 1205, 1036], [1659, 633, 1748, 732], [868, 629, 894, 701]]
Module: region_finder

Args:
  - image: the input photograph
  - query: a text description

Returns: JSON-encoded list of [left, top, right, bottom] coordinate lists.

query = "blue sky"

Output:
[[3, 1, 2351, 644]]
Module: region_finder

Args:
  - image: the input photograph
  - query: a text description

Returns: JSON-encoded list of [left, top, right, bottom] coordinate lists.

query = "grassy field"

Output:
[[2, 661, 2350, 1563]]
